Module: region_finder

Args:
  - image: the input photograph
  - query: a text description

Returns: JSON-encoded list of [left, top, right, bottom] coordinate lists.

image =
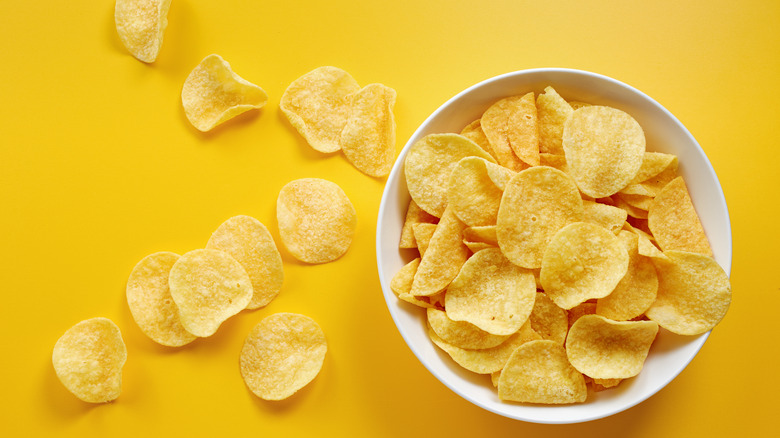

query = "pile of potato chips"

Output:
[[393, 86, 731, 404]]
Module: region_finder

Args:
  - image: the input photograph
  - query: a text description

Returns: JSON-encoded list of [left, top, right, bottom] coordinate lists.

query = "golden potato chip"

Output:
[[539, 153, 569, 174], [645, 250, 731, 335], [52, 317, 127, 403], [582, 200, 628, 234], [391, 258, 440, 309], [529, 292, 569, 344], [618, 193, 653, 211], [428, 308, 509, 349], [596, 231, 658, 321], [540, 222, 629, 309], [593, 378, 622, 391], [412, 223, 437, 257], [567, 302, 597, 329], [399, 199, 438, 249], [126, 251, 196, 347], [114, 0, 171, 63], [568, 101, 591, 110], [498, 340, 587, 404], [614, 195, 649, 219], [341, 83, 397, 177], [404, 133, 495, 217], [276, 178, 357, 264], [460, 119, 497, 160], [562, 106, 646, 198], [462, 225, 498, 247], [481, 93, 540, 169], [280, 66, 360, 153], [181, 54, 268, 132], [240, 313, 327, 401], [448, 157, 514, 227], [630, 152, 678, 185], [497, 166, 584, 269], [566, 315, 658, 379], [647, 176, 712, 256], [168, 249, 253, 337], [537, 86, 573, 155], [410, 206, 469, 296], [206, 215, 284, 309], [444, 248, 536, 336]]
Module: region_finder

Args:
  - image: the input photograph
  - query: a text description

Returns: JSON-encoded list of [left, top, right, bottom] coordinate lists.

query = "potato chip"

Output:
[[444, 248, 536, 336], [410, 206, 469, 296], [276, 178, 357, 264], [280, 66, 360, 153], [562, 106, 646, 198], [593, 378, 622, 391], [529, 292, 569, 344], [412, 223, 437, 257], [391, 258, 440, 309], [404, 133, 495, 217], [481, 93, 540, 169], [614, 195, 649, 219], [566, 315, 658, 379], [540, 222, 629, 309], [340, 83, 397, 177], [428, 308, 509, 349], [126, 251, 196, 347], [618, 193, 653, 211], [596, 231, 658, 321], [645, 250, 731, 335], [568, 101, 591, 110], [462, 225, 498, 253], [206, 215, 284, 309], [582, 200, 628, 234], [497, 166, 584, 269], [447, 157, 514, 227], [399, 199, 438, 249], [52, 317, 127, 403], [539, 153, 569, 174], [114, 0, 171, 63], [567, 302, 597, 329], [168, 249, 253, 337], [630, 152, 678, 185], [181, 54, 268, 132], [240, 313, 327, 401], [498, 340, 587, 404], [647, 176, 712, 256], [537, 86, 573, 155], [460, 119, 497, 160]]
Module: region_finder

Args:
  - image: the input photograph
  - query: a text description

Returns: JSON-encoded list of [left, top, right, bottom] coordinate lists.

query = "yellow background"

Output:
[[1, 0, 777, 436]]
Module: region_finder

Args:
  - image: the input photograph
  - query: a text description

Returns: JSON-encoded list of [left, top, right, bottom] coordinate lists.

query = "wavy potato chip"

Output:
[[399, 199, 438, 249], [596, 231, 658, 321], [537, 86, 573, 155], [341, 83, 397, 177], [410, 206, 469, 296], [460, 119, 497, 160], [412, 223, 437, 257], [566, 315, 659, 379], [567, 302, 597, 329], [391, 258, 440, 309], [276, 178, 357, 264], [582, 200, 628, 234], [240, 313, 327, 401], [114, 0, 171, 63], [529, 292, 569, 344], [168, 249, 253, 337], [281, 66, 360, 153], [448, 157, 514, 227], [206, 215, 284, 309], [647, 176, 712, 256], [481, 93, 540, 169], [52, 317, 127, 403], [126, 251, 196, 347], [428, 308, 509, 350], [181, 54, 268, 132]]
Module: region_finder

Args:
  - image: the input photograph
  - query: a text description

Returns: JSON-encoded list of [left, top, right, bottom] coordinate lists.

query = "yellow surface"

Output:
[[1, 0, 777, 436]]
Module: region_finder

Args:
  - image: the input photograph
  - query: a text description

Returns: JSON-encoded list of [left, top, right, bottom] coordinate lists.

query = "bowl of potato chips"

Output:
[[376, 68, 731, 423]]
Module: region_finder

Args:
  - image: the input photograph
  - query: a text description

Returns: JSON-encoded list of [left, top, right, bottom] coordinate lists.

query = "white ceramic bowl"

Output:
[[376, 68, 732, 424]]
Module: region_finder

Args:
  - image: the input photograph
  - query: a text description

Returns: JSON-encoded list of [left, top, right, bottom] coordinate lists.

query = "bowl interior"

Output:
[[376, 68, 731, 424]]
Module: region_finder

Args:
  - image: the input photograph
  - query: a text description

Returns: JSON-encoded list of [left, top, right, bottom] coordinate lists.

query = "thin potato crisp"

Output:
[[115, 0, 171, 63], [648, 176, 712, 256], [341, 83, 397, 177]]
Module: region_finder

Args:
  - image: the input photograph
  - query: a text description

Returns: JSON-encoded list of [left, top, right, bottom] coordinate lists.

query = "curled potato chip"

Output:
[[498, 340, 587, 404], [168, 249, 253, 337], [445, 248, 536, 336], [645, 250, 731, 335], [541, 222, 629, 310], [460, 119, 497, 160], [52, 317, 127, 403], [240, 313, 327, 401], [567, 302, 597, 329], [341, 83, 397, 177], [391, 258, 440, 309], [115, 0, 171, 63], [462, 225, 498, 253], [596, 231, 658, 321], [181, 54, 268, 132], [562, 106, 646, 198], [206, 215, 284, 309], [537, 86, 573, 155], [410, 206, 469, 296], [582, 200, 628, 234], [126, 251, 196, 347], [630, 152, 678, 185], [482, 92, 540, 169], [405, 133, 495, 217], [281, 66, 360, 153], [412, 223, 437, 257], [497, 166, 584, 269], [529, 292, 569, 344], [428, 308, 509, 349], [566, 315, 658, 379], [277, 178, 357, 264], [647, 176, 712, 256], [448, 157, 514, 227], [399, 199, 438, 249]]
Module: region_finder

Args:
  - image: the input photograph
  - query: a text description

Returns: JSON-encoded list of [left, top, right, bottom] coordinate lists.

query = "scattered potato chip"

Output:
[[412, 223, 437, 257], [537, 86, 573, 155], [448, 157, 514, 227], [582, 200, 628, 234], [126, 251, 197, 347], [529, 292, 569, 344], [460, 119, 497, 160], [481, 93, 540, 169], [498, 340, 587, 404], [168, 249, 253, 337], [181, 54, 268, 132], [341, 83, 397, 177], [240, 313, 327, 401], [428, 308, 509, 349], [410, 206, 469, 296], [566, 315, 658, 379], [399, 199, 438, 249], [114, 0, 171, 63], [645, 250, 731, 335], [596, 231, 658, 321], [52, 317, 127, 403], [497, 166, 584, 269], [562, 106, 646, 198], [206, 215, 284, 309], [277, 178, 357, 264], [647, 176, 712, 256]]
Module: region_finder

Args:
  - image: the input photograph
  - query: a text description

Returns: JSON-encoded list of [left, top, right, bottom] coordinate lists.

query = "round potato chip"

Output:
[[596, 231, 658, 321], [181, 54, 268, 132], [52, 317, 127, 403], [114, 0, 171, 63], [647, 176, 712, 256], [126, 251, 197, 347], [410, 206, 469, 297], [240, 313, 327, 401], [645, 250, 731, 335], [276, 178, 357, 264], [562, 106, 646, 198], [168, 249, 253, 337], [529, 292, 569, 344], [481, 93, 540, 169], [537, 86, 573, 156], [399, 199, 438, 249], [428, 308, 510, 349], [447, 157, 515, 227], [460, 119, 497, 161], [280, 66, 360, 153], [540, 222, 629, 310], [341, 83, 397, 177], [206, 215, 284, 310], [565, 315, 659, 379]]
